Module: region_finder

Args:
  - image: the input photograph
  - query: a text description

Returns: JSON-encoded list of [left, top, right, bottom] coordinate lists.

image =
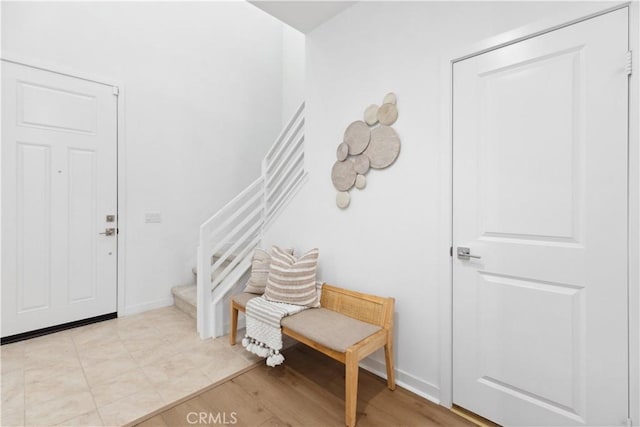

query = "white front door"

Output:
[[452, 8, 628, 426], [2, 62, 118, 338]]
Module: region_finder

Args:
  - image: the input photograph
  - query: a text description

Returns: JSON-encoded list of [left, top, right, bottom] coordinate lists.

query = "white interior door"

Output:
[[452, 8, 628, 426], [2, 61, 118, 338]]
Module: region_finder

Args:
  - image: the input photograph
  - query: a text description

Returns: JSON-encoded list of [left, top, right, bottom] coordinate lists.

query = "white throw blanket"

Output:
[[242, 296, 307, 366]]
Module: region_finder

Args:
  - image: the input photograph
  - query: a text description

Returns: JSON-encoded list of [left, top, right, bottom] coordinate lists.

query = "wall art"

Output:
[[332, 92, 401, 208]]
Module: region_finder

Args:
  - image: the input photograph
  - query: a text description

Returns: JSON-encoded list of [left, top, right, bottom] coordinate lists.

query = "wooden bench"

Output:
[[230, 283, 395, 427]]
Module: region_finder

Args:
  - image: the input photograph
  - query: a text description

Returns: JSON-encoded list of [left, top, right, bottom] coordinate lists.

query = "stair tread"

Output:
[[171, 284, 197, 306]]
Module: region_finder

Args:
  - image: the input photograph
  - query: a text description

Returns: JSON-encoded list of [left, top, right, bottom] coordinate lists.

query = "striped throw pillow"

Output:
[[243, 248, 293, 294], [264, 246, 320, 307]]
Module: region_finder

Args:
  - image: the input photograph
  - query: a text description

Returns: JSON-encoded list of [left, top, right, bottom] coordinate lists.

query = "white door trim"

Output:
[[0, 53, 128, 319], [628, 4, 640, 424], [438, 3, 639, 423]]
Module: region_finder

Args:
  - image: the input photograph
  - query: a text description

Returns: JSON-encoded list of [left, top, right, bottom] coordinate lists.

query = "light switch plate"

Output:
[[145, 212, 162, 224]]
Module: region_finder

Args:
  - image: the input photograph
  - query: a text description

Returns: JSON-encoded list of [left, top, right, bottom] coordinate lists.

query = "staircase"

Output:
[[171, 103, 306, 339]]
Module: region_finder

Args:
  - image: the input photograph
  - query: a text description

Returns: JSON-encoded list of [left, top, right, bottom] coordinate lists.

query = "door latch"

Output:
[[99, 228, 116, 236], [457, 247, 481, 260]]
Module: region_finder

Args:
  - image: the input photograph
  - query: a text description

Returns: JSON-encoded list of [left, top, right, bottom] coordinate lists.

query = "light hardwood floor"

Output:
[[134, 345, 475, 427]]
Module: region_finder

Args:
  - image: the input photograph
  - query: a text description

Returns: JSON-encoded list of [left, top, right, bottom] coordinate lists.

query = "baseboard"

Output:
[[121, 297, 174, 316], [358, 357, 441, 405]]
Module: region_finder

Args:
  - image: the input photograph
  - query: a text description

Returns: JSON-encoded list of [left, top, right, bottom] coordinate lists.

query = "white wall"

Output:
[[263, 1, 618, 402], [281, 24, 305, 125], [2, 1, 286, 314]]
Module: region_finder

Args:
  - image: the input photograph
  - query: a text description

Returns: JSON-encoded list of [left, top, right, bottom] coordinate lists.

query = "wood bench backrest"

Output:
[[320, 283, 394, 331]]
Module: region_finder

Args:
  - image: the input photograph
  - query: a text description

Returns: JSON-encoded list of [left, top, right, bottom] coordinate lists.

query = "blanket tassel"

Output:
[[266, 349, 284, 367], [242, 335, 285, 367]]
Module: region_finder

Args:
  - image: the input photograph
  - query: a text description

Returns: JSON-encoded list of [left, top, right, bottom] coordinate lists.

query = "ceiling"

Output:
[[249, 1, 357, 33]]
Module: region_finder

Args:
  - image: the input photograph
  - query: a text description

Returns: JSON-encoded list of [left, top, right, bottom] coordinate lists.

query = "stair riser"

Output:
[[173, 293, 197, 319]]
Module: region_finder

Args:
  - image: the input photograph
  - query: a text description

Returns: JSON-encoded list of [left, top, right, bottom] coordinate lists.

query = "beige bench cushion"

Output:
[[232, 292, 258, 309], [281, 308, 382, 353]]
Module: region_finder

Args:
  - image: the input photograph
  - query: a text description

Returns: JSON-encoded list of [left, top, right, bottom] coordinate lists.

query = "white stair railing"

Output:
[[197, 102, 306, 339]]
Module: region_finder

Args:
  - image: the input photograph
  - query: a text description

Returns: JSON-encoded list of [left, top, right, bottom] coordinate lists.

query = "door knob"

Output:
[[99, 228, 116, 236], [457, 247, 481, 259]]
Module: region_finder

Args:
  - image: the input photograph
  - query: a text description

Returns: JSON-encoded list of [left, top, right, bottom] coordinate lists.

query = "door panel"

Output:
[[68, 148, 98, 303], [16, 143, 52, 312], [477, 273, 581, 410], [453, 8, 628, 426], [480, 49, 580, 240], [2, 62, 117, 337], [19, 81, 98, 133]]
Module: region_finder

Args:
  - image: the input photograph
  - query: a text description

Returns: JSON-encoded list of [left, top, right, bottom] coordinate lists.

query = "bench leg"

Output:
[[384, 332, 396, 390], [345, 350, 359, 427], [230, 302, 238, 346]]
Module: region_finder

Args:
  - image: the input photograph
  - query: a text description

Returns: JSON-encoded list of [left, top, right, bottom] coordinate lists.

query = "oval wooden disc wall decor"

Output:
[[331, 160, 357, 191], [332, 92, 400, 208], [336, 191, 350, 209], [363, 125, 401, 169], [336, 143, 349, 161], [383, 92, 397, 105], [353, 154, 370, 175], [377, 103, 398, 126], [364, 104, 379, 126], [343, 121, 370, 155]]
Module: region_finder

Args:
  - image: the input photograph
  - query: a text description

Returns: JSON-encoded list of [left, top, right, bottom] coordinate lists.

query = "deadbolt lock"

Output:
[[106, 215, 115, 222]]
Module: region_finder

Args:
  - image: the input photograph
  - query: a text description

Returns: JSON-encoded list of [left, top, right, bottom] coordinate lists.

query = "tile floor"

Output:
[[0, 306, 261, 426]]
